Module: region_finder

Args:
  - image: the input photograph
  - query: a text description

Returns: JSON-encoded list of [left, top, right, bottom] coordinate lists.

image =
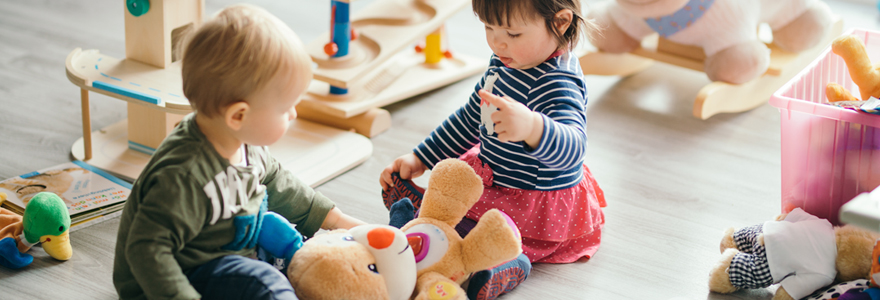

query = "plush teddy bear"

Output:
[[708, 208, 880, 300], [287, 224, 417, 300], [398, 158, 522, 300], [287, 159, 522, 300], [587, 0, 834, 84], [825, 34, 880, 102]]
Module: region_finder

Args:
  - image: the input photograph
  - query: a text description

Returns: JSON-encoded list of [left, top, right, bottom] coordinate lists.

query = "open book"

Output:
[[0, 160, 132, 227]]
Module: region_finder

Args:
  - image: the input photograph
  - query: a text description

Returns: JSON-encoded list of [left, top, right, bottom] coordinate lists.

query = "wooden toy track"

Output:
[[65, 48, 373, 187], [297, 0, 485, 135], [579, 18, 843, 120]]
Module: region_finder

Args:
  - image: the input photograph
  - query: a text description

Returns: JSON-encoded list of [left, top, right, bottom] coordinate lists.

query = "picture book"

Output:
[[0, 160, 132, 226]]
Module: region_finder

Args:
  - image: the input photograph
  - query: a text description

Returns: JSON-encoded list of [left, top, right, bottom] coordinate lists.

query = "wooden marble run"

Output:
[[295, 0, 485, 137], [64, 0, 372, 187], [579, 19, 843, 120]]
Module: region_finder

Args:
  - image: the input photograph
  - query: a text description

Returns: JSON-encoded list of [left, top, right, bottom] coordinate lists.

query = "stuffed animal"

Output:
[[0, 191, 72, 269], [288, 159, 522, 300], [708, 208, 880, 300], [587, 0, 834, 84], [826, 35, 880, 102], [399, 158, 522, 300], [287, 224, 417, 300]]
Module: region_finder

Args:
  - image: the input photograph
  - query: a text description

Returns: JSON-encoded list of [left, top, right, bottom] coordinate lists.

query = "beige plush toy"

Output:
[[288, 159, 522, 300], [288, 224, 417, 300], [708, 208, 880, 300], [588, 0, 834, 84], [826, 34, 880, 102]]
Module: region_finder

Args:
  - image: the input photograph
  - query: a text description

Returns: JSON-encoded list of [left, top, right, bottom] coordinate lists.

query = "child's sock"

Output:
[[382, 173, 425, 211], [388, 197, 415, 229], [466, 253, 531, 300], [0, 237, 33, 269]]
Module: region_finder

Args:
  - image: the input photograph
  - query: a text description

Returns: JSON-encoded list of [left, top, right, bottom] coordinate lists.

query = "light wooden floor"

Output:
[[2, 0, 879, 299]]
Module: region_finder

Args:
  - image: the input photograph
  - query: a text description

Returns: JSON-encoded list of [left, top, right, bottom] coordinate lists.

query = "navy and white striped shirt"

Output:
[[415, 52, 588, 191]]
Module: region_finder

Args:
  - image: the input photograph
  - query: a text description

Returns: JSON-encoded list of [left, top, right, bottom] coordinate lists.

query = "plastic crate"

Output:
[[769, 28, 880, 225]]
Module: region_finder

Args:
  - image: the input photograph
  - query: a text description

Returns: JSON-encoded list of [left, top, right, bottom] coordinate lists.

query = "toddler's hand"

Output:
[[479, 90, 544, 148], [380, 153, 427, 191]]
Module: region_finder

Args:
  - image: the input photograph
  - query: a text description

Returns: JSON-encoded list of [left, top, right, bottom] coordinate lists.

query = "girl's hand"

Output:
[[380, 153, 428, 191], [479, 90, 544, 148]]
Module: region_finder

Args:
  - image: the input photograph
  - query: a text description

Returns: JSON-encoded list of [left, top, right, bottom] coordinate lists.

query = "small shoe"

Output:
[[382, 173, 425, 211], [467, 253, 531, 300]]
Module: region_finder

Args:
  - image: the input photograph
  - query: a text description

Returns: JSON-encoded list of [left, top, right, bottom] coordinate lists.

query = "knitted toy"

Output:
[[708, 208, 880, 300], [288, 159, 522, 300], [0, 192, 72, 269], [587, 0, 834, 84], [826, 35, 880, 102]]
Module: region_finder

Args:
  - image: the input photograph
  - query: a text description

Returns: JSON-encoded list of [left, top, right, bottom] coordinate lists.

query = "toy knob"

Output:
[[443, 50, 453, 59], [350, 29, 358, 41], [414, 45, 424, 53], [127, 0, 150, 17], [324, 42, 338, 56]]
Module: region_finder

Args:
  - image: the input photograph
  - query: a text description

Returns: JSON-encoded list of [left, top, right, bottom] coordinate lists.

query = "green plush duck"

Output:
[[0, 191, 72, 269]]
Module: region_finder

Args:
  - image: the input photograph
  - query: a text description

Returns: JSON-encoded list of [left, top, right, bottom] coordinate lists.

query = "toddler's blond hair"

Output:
[[181, 4, 312, 118]]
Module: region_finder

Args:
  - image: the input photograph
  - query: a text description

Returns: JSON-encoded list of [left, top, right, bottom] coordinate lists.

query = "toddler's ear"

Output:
[[224, 101, 250, 131], [554, 9, 574, 33]]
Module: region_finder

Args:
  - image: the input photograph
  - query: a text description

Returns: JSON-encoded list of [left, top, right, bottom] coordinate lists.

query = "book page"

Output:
[[0, 161, 132, 216]]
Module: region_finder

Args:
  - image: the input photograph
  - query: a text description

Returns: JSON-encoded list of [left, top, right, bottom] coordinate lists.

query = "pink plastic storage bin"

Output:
[[769, 28, 880, 225]]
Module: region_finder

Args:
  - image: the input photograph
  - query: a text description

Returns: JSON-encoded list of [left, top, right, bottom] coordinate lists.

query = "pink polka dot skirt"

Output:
[[459, 148, 606, 264]]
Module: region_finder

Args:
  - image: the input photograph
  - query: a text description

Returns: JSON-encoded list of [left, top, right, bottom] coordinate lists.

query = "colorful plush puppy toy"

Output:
[[826, 34, 880, 102], [587, 0, 834, 84], [288, 159, 523, 300], [0, 192, 72, 269], [708, 208, 880, 300], [287, 224, 417, 300]]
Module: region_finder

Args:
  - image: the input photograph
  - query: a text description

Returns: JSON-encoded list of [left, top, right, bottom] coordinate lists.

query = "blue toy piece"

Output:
[[257, 212, 304, 263], [126, 0, 150, 17], [0, 237, 33, 269]]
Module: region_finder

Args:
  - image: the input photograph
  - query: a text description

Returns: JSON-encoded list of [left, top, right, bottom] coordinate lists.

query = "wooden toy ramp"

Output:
[[299, 0, 485, 122], [66, 48, 372, 187], [579, 18, 843, 120], [70, 119, 370, 187]]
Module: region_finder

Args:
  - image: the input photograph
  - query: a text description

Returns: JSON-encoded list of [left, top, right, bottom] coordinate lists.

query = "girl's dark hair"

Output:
[[472, 0, 595, 51]]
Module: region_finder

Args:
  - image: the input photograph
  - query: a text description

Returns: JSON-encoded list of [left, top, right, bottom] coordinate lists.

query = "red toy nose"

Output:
[[367, 227, 395, 249]]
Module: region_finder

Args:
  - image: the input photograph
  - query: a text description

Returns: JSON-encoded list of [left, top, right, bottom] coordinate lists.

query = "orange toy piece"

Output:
[[827, 35, 880, 101], [826, 82, 860, 102]]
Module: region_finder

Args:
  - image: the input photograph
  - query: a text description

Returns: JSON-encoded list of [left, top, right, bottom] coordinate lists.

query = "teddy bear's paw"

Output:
[[585, 2, 640, 53], [772, 287, 796, 300], [771, 1, 832, 53], [415, 281, 466, 300], [720, 227, 736, 253], [591, 20, 639, 53], [708, 248, 740, 294], [705, 41, 770, 84]]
